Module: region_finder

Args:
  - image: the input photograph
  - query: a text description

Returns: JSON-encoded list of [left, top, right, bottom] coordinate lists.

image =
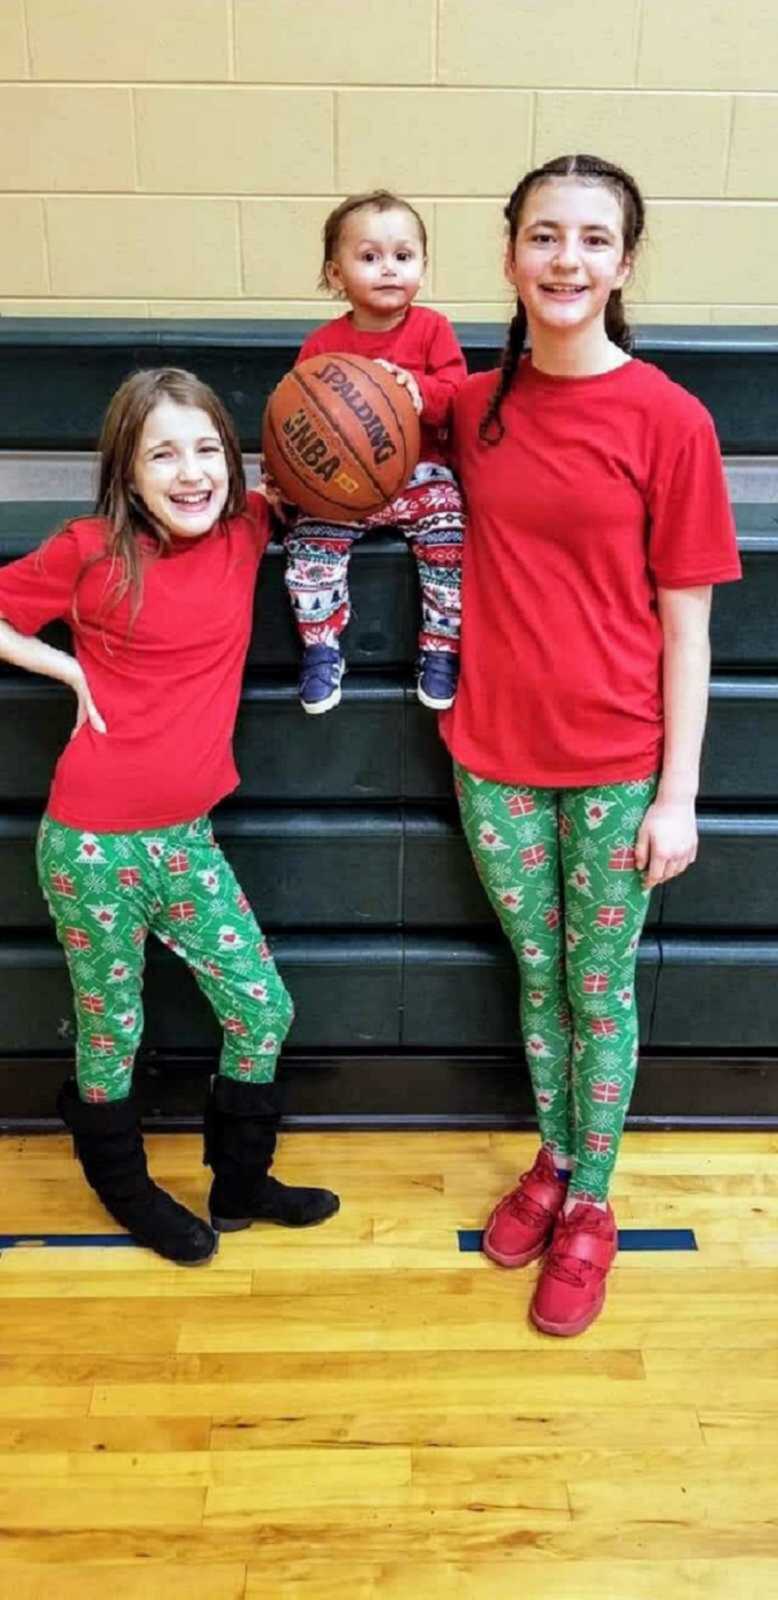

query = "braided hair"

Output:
[[479, 154, 646, 445]]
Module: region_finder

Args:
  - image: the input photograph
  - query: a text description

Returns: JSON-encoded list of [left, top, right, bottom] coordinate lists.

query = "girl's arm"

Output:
[[0, 617, 106, 736], [635, 586, 711, 890]]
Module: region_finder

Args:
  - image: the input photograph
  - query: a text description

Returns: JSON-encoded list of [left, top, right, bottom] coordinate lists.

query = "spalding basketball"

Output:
[[262, 353, 420, 521]]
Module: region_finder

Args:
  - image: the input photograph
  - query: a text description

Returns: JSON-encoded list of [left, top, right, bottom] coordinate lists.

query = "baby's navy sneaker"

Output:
[[299, 644, 345, 715], [417, 650, 459, 710]]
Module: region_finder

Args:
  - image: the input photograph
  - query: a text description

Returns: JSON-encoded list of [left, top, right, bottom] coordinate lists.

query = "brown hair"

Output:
[[77, 367, 245, 621], [319, 190, 428, 290], [480, 154, 646, 445]]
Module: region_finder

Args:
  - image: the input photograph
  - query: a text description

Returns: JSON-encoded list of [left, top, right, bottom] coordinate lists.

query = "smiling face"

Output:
[[132, 398, 230, 539], [505, 179, 631, 341], [325, 205, 426, 331]]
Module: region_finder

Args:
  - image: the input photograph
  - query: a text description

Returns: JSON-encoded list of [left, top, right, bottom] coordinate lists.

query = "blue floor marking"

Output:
[[618, 1228, 698, 1251], [0, 1233, 139, 1249], [458, 1227, 697, 1253]]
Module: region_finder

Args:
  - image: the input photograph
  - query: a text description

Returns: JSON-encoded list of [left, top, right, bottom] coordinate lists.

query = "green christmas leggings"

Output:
[[36, 813, 294, 1103], [455, 764, 658, 1201]]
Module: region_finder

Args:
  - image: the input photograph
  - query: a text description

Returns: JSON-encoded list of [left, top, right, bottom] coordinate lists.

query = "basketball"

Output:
[[262, 353, 420, 521]]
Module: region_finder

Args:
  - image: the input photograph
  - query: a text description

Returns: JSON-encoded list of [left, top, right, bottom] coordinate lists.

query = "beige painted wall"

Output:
[[1, 0, 776, 324]]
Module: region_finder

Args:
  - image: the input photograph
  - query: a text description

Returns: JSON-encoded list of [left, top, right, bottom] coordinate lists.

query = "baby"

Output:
[[282, 189, 467, 714]]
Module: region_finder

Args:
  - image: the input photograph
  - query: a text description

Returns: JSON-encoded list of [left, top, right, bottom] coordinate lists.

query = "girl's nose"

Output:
[[177, 452, 204, 481], [553, 235, 581, 270]]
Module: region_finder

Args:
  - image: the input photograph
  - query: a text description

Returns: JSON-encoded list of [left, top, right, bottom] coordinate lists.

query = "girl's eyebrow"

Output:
[[526, 218, 617, 237], [145, 433, 221, 452]]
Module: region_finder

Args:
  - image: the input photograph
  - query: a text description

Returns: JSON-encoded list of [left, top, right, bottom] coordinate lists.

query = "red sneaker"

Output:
[[530, 1200, 618, 1337], [482, 1146, 568, 1268]]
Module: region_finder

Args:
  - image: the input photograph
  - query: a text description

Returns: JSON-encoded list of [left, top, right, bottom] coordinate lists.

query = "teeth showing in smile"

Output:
[[171, 493, 210, 506], [543, 285, 585, 294]]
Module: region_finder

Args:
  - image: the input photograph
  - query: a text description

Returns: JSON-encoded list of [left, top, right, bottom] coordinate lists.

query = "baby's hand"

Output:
[[374, 359, 423, 416]]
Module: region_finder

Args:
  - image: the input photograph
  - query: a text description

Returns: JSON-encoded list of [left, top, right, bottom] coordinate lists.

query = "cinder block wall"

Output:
[[1, 0, 776, 324]]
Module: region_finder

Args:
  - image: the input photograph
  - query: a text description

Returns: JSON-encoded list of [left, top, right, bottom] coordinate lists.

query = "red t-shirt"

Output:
[[0, 490, 271, 831], [440, 359, 741, 787], [297, 305, 467, 465]]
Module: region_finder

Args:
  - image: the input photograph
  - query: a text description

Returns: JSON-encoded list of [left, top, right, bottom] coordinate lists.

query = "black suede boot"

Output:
[[204, 1075, 340, 1232], [57, 1078, 217, 1265]]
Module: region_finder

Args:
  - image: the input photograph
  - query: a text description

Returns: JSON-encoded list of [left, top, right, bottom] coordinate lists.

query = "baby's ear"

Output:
[[324, 259, 343, 296]]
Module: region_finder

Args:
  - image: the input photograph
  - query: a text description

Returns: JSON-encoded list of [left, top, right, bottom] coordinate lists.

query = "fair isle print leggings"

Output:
[[455, 764, 658, 1201], [36, 814, 294, 1103], [284, 463, 464, 655]]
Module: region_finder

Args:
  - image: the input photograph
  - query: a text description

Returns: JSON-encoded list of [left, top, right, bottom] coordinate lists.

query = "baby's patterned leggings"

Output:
[[284, 462, 464, 654], [455, 764, 658, 1201]]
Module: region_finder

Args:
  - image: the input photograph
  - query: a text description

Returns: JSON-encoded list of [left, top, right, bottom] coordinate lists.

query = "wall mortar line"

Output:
[[722, 95, 737, 198], [129, 88, 140, 192], [227, 0, 237, 81], [528, 90, 538, 166], [235, 199, 245, 296], [20, 0, 33, 78], [632, 0, 646, 87], [39, 196, 52, 295], [332, 90, 339, 192]]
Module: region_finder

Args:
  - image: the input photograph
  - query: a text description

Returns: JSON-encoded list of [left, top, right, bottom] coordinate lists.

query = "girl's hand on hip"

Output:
[[68, 663, 107, 738], [374, 359, 423, 415], [635, 798, 697, 889]]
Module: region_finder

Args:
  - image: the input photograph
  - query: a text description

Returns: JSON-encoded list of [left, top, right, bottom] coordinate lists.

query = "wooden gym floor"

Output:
[[0, 1127, 776, 1599]]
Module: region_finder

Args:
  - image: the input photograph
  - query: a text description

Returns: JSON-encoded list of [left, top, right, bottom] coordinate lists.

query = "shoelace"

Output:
[[505, 1175, 553, 1226], [544, 1213, 612, 1288], [506, 1191, 548, 1226]]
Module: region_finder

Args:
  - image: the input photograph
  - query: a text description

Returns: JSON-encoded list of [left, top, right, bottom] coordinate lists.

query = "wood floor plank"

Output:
[[0, 1270, 254, 1298], [204, 1447, 412, 1513], [0, 1300, 186, 1353], [243, 1557, 778, 1600], [0, 1387, 91, 1418], [569, 1471, 778, 1524], [0, 1569, 247, 1600], [700, 1413, 778, 1454], [0, 1416, 210, 1452], [0, 1353, 180, 1384], [645, 1347, 778, 1377], [0, 1451, 216, 1486], [0, 1485, 205, 1529], [90, 1345, 646, 1420], [210, 1406, 703, 1451], [2, 1511, 774, 1562]]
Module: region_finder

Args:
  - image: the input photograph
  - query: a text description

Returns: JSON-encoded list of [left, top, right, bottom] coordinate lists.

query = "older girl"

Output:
[[440, 155, 740, 1335]]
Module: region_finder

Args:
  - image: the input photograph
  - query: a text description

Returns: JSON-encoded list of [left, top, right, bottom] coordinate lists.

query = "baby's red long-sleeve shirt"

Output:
[[297, 306, 467, 464]]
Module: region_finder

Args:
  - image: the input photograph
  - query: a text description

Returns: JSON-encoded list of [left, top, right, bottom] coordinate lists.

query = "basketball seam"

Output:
[[293, 367, 388, 502], [328, 355, 413, 478], [264, 406, 380, 518]]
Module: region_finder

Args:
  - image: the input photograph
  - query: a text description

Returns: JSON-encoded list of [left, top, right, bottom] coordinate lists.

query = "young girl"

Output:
[[0, 368, 338, 1264], [282, 189, 467, 714], [440, 155, 741, 1336]]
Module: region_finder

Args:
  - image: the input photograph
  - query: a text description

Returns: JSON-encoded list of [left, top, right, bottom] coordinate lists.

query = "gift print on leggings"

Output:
[[37, 813, 294, 1103], [455, 765, 658, 1200]]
